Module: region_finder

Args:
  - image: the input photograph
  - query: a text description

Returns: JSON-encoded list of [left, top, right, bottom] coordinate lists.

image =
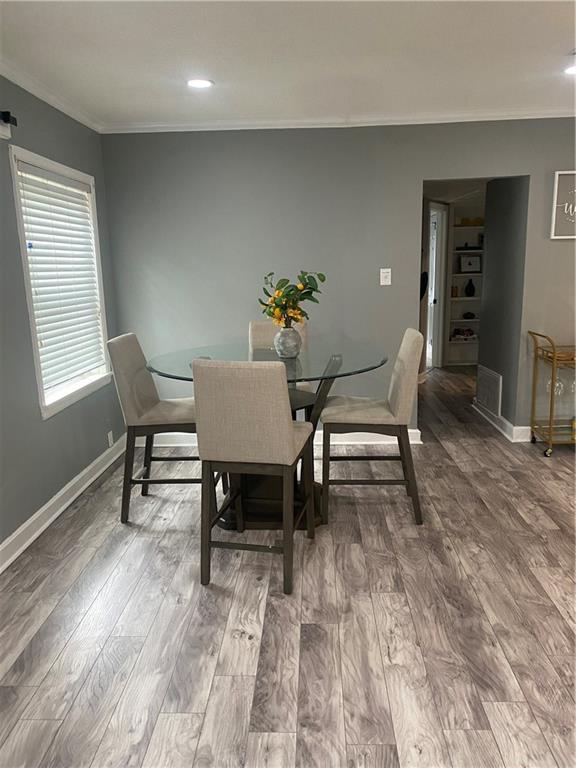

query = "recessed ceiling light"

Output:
[[187, 79, 214, 89]]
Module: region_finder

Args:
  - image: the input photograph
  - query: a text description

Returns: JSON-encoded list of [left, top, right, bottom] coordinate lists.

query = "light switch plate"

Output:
[[380, 268, 392, 286]]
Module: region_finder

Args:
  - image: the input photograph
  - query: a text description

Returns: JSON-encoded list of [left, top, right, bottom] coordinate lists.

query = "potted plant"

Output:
[[259, 270, 326, 358]]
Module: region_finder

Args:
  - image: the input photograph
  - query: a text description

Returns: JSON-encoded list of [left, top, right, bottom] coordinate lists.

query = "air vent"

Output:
[[476, 365, 502, 417]]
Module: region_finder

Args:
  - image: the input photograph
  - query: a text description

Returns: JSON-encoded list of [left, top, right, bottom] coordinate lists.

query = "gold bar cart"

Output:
[[528, 331, 576, 456]]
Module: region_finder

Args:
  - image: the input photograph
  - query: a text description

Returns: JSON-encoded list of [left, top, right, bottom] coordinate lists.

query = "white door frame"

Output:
[[427, 201, 448, 368]]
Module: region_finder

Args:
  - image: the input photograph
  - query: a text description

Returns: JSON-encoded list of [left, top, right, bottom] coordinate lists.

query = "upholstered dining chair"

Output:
[[193, 360, 315, 594], [249, 319, 308, 349], [320, 328, 424, 525], [108, 333, 202, 524], [248, 320, 314, 399]]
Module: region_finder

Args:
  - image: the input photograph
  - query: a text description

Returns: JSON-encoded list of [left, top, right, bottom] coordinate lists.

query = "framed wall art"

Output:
[[551, 171, 576, 239]]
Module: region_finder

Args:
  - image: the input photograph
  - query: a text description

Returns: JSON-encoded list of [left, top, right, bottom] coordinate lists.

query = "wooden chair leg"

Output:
[[398, 426, 423, 525], [321, 424, 331, 524], [282, 466, 295, 594], [121, 427, 136, 524], [201, 461, 213, 585], [221, 473, 229, 494], [141, 434, 154, 496], [303, 442, 315, 539], [397, 433, 412, 497]]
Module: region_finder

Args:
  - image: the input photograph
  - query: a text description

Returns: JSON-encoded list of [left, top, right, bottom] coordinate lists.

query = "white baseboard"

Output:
[[0, 436, 126, 575], [472, 401, 530, 442], [136, 429, 422, 448]]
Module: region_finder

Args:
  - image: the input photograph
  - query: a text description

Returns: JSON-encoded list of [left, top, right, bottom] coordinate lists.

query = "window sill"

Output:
[[41, 371, 112, 420]]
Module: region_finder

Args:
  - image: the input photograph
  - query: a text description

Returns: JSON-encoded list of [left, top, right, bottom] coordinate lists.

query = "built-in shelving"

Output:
[[443, 211, 485, 366], [453, 272, 482, 277]]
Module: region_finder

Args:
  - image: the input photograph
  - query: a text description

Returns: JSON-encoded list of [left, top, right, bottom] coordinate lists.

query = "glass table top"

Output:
[[147, 335, 388, 383]]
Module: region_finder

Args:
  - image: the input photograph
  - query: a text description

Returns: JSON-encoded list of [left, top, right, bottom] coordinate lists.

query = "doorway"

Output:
[[420, 179, 489, 375]]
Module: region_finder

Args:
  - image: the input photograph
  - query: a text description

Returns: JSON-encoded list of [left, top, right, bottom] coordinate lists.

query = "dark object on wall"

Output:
[[0, 111, 18, 127], [420, 271, 429, 301], [464, 279, 476, 297], [463, 311, 476, 319]]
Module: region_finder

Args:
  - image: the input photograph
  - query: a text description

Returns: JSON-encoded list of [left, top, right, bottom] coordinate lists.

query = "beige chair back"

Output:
[[193, 360, 296, 465], [387, 328, 424, 424], [249, 320, 308, 349], [107, 333, 160, 426]]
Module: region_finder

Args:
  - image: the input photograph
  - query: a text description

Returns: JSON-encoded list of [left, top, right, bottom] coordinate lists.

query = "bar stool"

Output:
[[193, 359, 315, 594], [108, 333, 202, 523], [320, 328, 424, 525]]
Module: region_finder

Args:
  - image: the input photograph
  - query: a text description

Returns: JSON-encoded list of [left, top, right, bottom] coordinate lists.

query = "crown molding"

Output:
[[0, 59, 103, 133], [1, 61, 573, 135], [93, 107, 576, 134]]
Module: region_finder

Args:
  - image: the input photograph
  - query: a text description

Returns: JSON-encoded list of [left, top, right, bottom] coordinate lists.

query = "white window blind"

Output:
[[11, 147, 109, 417]]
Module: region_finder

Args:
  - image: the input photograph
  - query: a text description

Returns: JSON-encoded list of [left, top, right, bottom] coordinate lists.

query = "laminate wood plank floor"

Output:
[[0, 368, 574, 767]]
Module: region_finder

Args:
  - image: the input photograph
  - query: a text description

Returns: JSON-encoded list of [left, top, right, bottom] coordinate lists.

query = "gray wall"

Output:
[[0, 77, 124, 546], [1, 76, 573, 549], [479, 177, 530, 422], [102, 118, 575, 425]]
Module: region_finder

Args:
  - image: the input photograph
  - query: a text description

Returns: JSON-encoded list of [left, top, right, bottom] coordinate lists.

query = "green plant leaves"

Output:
[[306, 275, 318, 291], [259, 270, 326, 318]]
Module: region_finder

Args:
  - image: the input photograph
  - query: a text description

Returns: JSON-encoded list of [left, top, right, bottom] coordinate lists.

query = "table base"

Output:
[[216, 475, 323, 530]]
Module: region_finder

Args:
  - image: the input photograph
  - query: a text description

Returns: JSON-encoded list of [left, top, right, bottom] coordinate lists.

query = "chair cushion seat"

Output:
[[320, 395, 398, 425], [296, 381, 315, 393], [133, 397, 196, 426]]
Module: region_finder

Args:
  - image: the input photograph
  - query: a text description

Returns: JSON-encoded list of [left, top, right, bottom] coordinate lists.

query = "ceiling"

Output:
[[1, 1, 574, 133]]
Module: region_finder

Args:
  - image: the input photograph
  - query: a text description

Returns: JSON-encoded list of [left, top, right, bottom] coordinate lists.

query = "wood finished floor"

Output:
[[0, 368, 574, 768]]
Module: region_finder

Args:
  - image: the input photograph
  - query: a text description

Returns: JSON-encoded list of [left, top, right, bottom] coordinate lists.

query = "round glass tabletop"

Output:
[[147, 335, 388, 383]]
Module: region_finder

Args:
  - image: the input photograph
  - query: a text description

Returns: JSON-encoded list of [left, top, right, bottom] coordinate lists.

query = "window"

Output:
[[10, 146, 110, 419]]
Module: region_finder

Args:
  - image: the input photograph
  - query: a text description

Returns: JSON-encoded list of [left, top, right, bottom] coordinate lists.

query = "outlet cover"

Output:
[[107, 430, 114, 448], [380, 268, 392, 286]]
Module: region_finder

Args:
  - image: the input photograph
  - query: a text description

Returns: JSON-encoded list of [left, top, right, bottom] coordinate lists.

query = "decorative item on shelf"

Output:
[[472, 216, 484, 226], [464, 279, 476, 297], [259, 270, 326, 358], [456, 242, 481, 251], [478, 233, 485, 247], [460, 217, 472, 226], [451, 285, 459, 298], [460, 255, 481, 273], [451, 327, 478, 342], [546, 377, 564, 396], [463, 311, 476, 319]]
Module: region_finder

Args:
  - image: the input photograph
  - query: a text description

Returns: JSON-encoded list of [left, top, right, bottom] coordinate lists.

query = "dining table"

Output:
[[147, 335, 388, 530]]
